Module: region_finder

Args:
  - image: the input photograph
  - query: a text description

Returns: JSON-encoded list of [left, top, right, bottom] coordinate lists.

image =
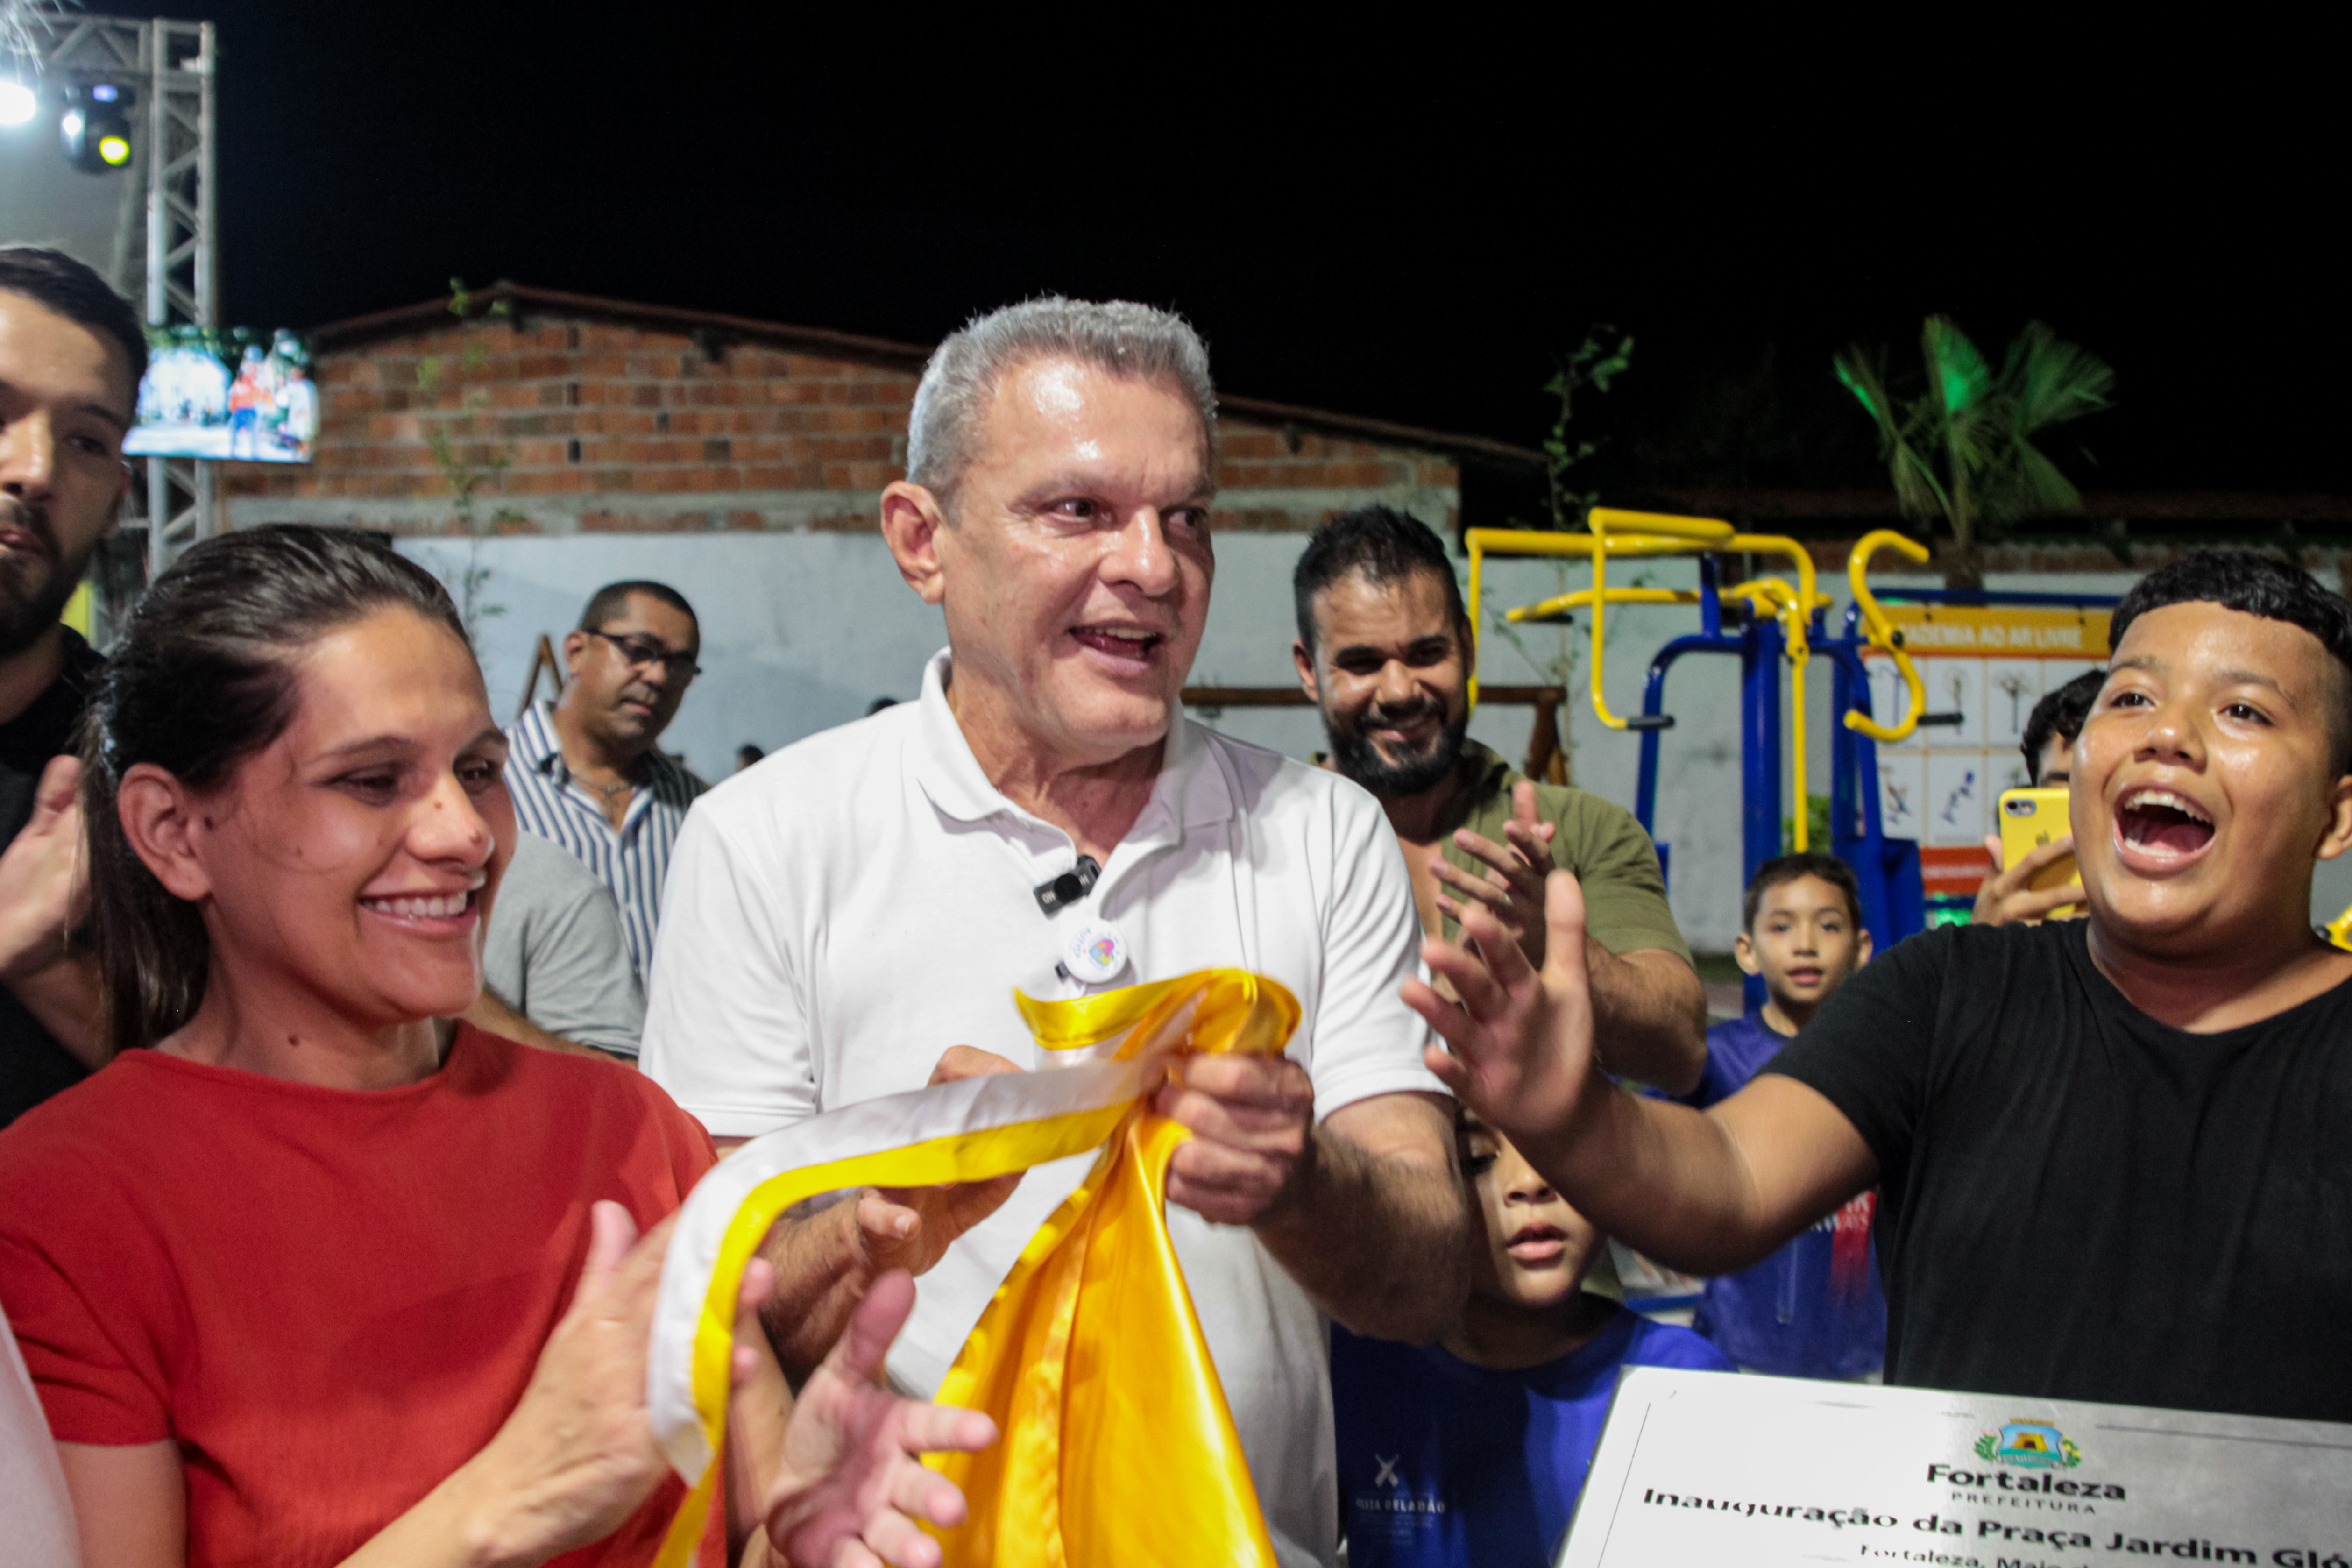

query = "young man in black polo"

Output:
[[0, 248, 140, 1124], [1410, 549, 2352, 1420]]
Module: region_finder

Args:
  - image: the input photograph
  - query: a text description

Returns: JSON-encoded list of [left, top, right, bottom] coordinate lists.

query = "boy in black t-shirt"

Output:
[[1407, 549, 2352, 1420]]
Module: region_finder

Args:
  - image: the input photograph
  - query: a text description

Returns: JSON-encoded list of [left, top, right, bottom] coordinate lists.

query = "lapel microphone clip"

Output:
[[1034, 855, 1102, 916]]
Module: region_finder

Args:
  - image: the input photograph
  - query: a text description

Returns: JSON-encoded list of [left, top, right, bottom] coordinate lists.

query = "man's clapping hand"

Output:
[[1427, 780, 1558, 967], [0, 755, 87, 986], [0, 754, 105, 1067]]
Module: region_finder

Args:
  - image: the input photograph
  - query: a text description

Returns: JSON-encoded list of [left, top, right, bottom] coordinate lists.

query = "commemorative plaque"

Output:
[[1558, 1368, 2352, 1568]]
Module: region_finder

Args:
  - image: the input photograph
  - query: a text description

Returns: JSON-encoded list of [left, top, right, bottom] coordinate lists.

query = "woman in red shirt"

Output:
[[0, 526, 989, 1568]]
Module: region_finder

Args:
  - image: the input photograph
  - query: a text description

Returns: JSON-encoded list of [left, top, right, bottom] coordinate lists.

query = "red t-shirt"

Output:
[[0, 1025, 723, 1568]]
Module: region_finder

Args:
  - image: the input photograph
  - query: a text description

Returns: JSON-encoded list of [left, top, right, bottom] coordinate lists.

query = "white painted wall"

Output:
[[404, 535, 2352, 951], [399, 534, 951, 767]]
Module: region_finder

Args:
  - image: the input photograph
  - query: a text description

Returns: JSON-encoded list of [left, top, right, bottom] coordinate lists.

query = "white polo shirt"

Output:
[[642, 650, 1444, 1568]]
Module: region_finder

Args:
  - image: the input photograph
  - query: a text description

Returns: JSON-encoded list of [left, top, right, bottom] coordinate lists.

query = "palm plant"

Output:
[[1834, 317, 2114, 585]]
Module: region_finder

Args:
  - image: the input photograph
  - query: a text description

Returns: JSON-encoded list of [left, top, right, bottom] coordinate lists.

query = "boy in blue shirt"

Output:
[[1331, 1107, 1730, 1567], [1685, 851, 1886, 1378]]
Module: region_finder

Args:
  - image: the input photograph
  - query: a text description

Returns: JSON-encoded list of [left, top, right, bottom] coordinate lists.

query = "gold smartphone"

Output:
[[1997, 787, 2080, 895]]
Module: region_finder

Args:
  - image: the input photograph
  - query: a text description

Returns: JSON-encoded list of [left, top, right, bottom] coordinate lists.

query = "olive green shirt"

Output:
[[1438, 741, 1693, 967], [1438, 742, 1692, 1302]]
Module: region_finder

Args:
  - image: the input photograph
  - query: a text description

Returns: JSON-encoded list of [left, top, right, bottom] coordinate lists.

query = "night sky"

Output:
[[137, 5, 2339, 506]]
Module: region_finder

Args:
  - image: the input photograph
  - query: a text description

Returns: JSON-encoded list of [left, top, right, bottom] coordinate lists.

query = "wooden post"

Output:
[[1526, 694, 1570, 786], [516, 634, 562, 721]]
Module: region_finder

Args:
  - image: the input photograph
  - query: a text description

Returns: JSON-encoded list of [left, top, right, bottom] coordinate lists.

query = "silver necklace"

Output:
[[566, 759, 637, 802]]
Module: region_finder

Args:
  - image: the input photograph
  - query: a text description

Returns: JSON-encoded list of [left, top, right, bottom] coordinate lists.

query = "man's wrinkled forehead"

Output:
[[976, 357, 1213, 489], [1022, 357, 1094, 420]]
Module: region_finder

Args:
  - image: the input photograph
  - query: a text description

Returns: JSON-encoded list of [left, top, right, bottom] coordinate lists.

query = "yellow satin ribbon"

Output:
[[652, 968, 1298, 1568], [927, 969, 1297, 1567]]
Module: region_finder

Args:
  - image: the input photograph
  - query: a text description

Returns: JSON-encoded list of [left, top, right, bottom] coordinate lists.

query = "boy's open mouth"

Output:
[[2116, 788, 2215, 863], [1505, 1222, 1567, 1264]]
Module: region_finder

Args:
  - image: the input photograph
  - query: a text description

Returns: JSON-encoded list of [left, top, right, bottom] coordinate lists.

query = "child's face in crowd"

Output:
[[2036, 733, 2075, 788], [2076, 603, 2352, 951], [1736, 874, 1870, 1016], [135, 607, 515, 1032], [1462, 1112, 1605, 1312]]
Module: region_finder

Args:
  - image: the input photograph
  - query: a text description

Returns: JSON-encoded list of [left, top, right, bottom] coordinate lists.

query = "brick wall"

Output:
[[224, 313, 1461, 538]]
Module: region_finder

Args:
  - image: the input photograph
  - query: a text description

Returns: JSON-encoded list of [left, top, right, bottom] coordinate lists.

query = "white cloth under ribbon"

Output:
[[647, 1051, 1161, 1484]]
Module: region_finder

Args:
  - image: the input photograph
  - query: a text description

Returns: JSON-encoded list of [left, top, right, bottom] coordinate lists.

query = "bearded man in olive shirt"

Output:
[[1293, 506, 1706, 1101]]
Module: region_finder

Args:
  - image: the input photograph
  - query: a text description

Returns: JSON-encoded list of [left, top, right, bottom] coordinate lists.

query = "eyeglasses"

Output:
[[590, 629, 701, 680]]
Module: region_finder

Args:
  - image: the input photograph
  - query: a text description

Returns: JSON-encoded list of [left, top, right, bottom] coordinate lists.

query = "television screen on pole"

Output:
[[126, 326, 318, 463]]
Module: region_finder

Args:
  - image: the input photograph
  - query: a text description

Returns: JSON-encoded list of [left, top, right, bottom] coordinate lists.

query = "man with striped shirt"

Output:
[[503, 580, 707, 981]]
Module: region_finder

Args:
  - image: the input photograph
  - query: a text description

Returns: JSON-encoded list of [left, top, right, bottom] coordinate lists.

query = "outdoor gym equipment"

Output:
[[1466, 511, 2117, 972]]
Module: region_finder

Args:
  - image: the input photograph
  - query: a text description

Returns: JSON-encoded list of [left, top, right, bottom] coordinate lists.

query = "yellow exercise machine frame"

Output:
[[1464, 512, 1934, 854]]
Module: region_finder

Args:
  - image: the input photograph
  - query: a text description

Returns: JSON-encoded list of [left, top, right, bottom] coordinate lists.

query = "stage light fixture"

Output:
[[59, 82, 133, 172], [0, 78, 35, 126]]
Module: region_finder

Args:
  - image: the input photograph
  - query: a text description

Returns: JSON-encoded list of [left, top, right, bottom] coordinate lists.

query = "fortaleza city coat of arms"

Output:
[[1977, 1420, 2083, 1469]]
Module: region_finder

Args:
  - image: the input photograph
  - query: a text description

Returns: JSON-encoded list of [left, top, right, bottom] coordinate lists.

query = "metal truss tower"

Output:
[[27, 12, 217, 575]]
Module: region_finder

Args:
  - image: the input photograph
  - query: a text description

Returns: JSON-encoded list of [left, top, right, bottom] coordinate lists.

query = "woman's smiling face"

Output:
[[177, 605, 514, 1032]]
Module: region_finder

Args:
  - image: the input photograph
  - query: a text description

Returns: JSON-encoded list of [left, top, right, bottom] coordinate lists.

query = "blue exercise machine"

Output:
[[1468, 515, 2117, 1009]]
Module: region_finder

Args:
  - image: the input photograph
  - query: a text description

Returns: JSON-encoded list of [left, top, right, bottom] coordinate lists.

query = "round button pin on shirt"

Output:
[[1063, 919, 1131, 985]]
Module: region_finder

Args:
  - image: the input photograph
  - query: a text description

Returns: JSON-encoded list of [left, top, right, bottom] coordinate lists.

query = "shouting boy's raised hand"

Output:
[[1403, 868, 1601, 1159]]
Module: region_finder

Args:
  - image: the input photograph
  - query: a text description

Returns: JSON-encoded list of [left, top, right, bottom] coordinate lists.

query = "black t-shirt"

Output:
[[0, 631, 101, 1128], [1769, 917, 2352, 1421]]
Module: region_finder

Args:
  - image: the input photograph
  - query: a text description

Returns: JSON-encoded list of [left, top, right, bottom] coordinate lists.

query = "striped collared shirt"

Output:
[[502, 702, 707, 982]]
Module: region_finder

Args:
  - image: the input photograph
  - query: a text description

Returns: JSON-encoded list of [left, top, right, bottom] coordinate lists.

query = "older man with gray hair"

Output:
[[642, 298, 1472, 1566]]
